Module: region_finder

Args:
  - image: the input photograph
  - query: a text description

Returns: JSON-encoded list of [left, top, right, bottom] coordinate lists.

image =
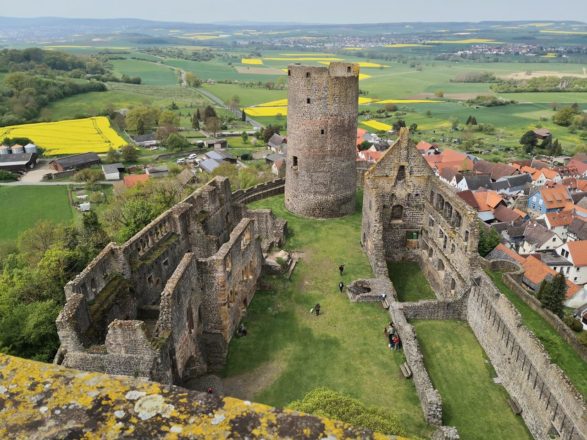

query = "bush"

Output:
[[0, 170, 18, 181], [288, 388, 405, 436], [578, 331, 587, 347], [564, 315, 584, 333]]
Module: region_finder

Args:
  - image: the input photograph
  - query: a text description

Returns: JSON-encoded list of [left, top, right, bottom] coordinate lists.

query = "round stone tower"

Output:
[[284, 62, 359, 218]]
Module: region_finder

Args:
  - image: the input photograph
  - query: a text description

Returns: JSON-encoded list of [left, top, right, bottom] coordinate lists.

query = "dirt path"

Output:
[[222, 359, 286, 401]]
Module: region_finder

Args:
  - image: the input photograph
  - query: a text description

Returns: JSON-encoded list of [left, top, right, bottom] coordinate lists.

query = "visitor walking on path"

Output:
[[313, 303, 321, 316], [339, 281, 344, 293], [385, 322, 396, 349], [339, 264, 345, 276]]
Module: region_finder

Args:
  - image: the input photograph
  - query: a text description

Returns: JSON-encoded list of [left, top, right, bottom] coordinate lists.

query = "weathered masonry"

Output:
[[285, 62, 359, 218], [360, 128, 587, 439], [362, 127, 479, 297], [55, 177, 286, 384]]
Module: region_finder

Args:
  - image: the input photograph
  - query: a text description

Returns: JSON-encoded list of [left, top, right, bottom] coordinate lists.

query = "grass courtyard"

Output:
[[224, 195, 431, 437], [0, 186, 75, 246], [388, 261, 437, 302], [413, 321, 532, 440]]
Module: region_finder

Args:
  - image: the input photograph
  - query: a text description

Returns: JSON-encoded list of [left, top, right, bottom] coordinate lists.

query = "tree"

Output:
[[195, 108, 201, 121], [105, 147, 120, 164], [537, 274, 567, 318], [169, 101, 179, 110], [392, 119, 406, 132], [120, 145, 139, 163], [261, 125, 281, 143], [17, 220, 65, 262], [434, 90, 444, 98], [191, 112, 200, 130], [551, 138, 563, 156], [72, 168, 103, 189], [158, 110, 180, 128], [520, 130, 537, 153], [241, 131, 249, 144], [478, 225, 500, 257], [165, 133, 191, 150], [358, 141, 372, 151], [205, 116, 221, 136], [409, 123, 418, 132], [384, 103, 398, 112], [228, 95, 241, 111], [126, 106, 160, 134], [553, 105, 580, 127], [204, 105, 217, 119], [185, 72, 202, 88], [466, 115, 478, 125]]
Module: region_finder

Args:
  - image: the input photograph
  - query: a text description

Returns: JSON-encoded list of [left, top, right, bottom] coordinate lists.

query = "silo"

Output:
[[11, 144, 24, 154], [0, 145, 11, 155], [24, 143, 38, 154]]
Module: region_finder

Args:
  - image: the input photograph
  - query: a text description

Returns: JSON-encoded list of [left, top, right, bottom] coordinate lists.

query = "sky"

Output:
[[3, 0, 586, 24]]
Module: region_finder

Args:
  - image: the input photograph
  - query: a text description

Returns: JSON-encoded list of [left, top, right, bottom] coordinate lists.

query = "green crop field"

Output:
[[202, 83, 287, 107], [414, 320, 532, 440], [0, 186, 75, 246], [111, 59, 179, 86], [222, 194, 431, 438]]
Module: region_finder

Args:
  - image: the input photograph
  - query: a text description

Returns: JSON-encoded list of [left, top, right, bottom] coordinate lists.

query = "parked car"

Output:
[[187, 153, 198, 160], [176, 158, 186, 164]]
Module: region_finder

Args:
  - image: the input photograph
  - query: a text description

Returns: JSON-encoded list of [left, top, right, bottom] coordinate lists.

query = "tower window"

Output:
[[288, 69, 291, 76], [293, 156, 298, 169], [306, 72, 311, 78], [347, 66, 351, 73], [307, 98, 311, 104], [320, 129, 325, 135], [395, 165, 406, 183]]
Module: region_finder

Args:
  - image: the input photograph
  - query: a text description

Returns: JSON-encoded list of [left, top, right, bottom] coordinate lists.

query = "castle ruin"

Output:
[[284, 62, 359, 218], [55, 177, 286, 384]]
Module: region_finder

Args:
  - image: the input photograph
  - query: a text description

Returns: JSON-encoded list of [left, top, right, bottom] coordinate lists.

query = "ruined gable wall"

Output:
[[198, 218, 263, 371], [468, 272, 587, 440], [419, 180, 480, 299], [155, 253, 206, 381]]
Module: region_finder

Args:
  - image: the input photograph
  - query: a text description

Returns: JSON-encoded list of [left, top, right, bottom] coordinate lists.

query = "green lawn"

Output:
[[413, 321, 532, 440], [388, 261, 437, 302], [487, 271, 587, 399], [111, 59, 179, 86], [225, 194, 431, 438], [0, 186, 75, 245]]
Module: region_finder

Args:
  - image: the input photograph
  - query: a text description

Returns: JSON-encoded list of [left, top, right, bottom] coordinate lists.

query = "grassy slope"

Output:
[[413, 321, 532, 440], [487, 270, 587, 399], [225, 195, 431, 437], [388, 261, 437, 302], [0, 186, 74, 245]]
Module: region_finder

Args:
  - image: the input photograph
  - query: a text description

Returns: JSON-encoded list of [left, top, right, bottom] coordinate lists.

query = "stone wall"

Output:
[[389, 303, 443, 426], [285, 63, 358, 218], [232, 178, 285, 205], [467, 272, 587, 440], [56, 177, 286, 384], [400, 297, 468, 321]]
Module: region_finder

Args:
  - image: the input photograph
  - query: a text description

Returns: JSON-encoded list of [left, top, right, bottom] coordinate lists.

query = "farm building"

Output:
[[50, 153, 100, 172], [176, 168, 198, 186], [0, 153, 37, 173], [199, 158, 222, 173], [267, 133, 287, 153], [146, 165, 169, 178], [132, 133, 159, 148], [101, 163, 125, 181], [205, 150, 236, 164]]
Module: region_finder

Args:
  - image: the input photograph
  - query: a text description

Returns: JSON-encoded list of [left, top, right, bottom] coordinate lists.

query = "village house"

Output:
[[542, 210, 574, 241], [567, 153, 587, 177], [205, 150, 237, 164], [415, 140, 440, 156], [531, 168, 561, 186], [199, 158, 222, 173], [521, 255, 580, 296], [425, 148, 474, 173], [567, 217, 587, 241], [519, 221, 563, 255], [490, 174, 532, 195], [473, 160, 517, 181], [527, 184, 573, 214], [457, 189, 505, 222], [438, 167, 460, 186], [456, 174, 491, 191], [272, 159, 286, 178], [267, 133, 287, 153], [556, 240, 587, 285]]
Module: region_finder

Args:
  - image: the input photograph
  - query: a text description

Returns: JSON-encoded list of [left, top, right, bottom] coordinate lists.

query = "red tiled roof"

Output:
[[357, 128, 368, 145], [494, 205, 521, 223], [123, 174, 150, 188], [545, 211, 574, 228], [567, 240, 587, 267], [539, 185, 573, 210], [522, 256, 580, 298], [416, 141, 434, 151]]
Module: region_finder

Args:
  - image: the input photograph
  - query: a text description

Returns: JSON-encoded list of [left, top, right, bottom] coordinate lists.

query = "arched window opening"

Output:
[[391, 205, 404, 221]]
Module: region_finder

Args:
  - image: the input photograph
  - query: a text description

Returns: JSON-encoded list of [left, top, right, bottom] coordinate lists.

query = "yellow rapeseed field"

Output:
[[359, 74, 372, 80], [0, 117, 127, 156], [242, 58, 264, 65], [264, 57, 343, 62], [244, 107, 288, 117], [257, 99, 288, 107], [361, 120, 392, 131]]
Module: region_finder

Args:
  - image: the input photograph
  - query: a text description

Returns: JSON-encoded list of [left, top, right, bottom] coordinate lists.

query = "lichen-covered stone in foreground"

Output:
[[0, 354, 401, 439]]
